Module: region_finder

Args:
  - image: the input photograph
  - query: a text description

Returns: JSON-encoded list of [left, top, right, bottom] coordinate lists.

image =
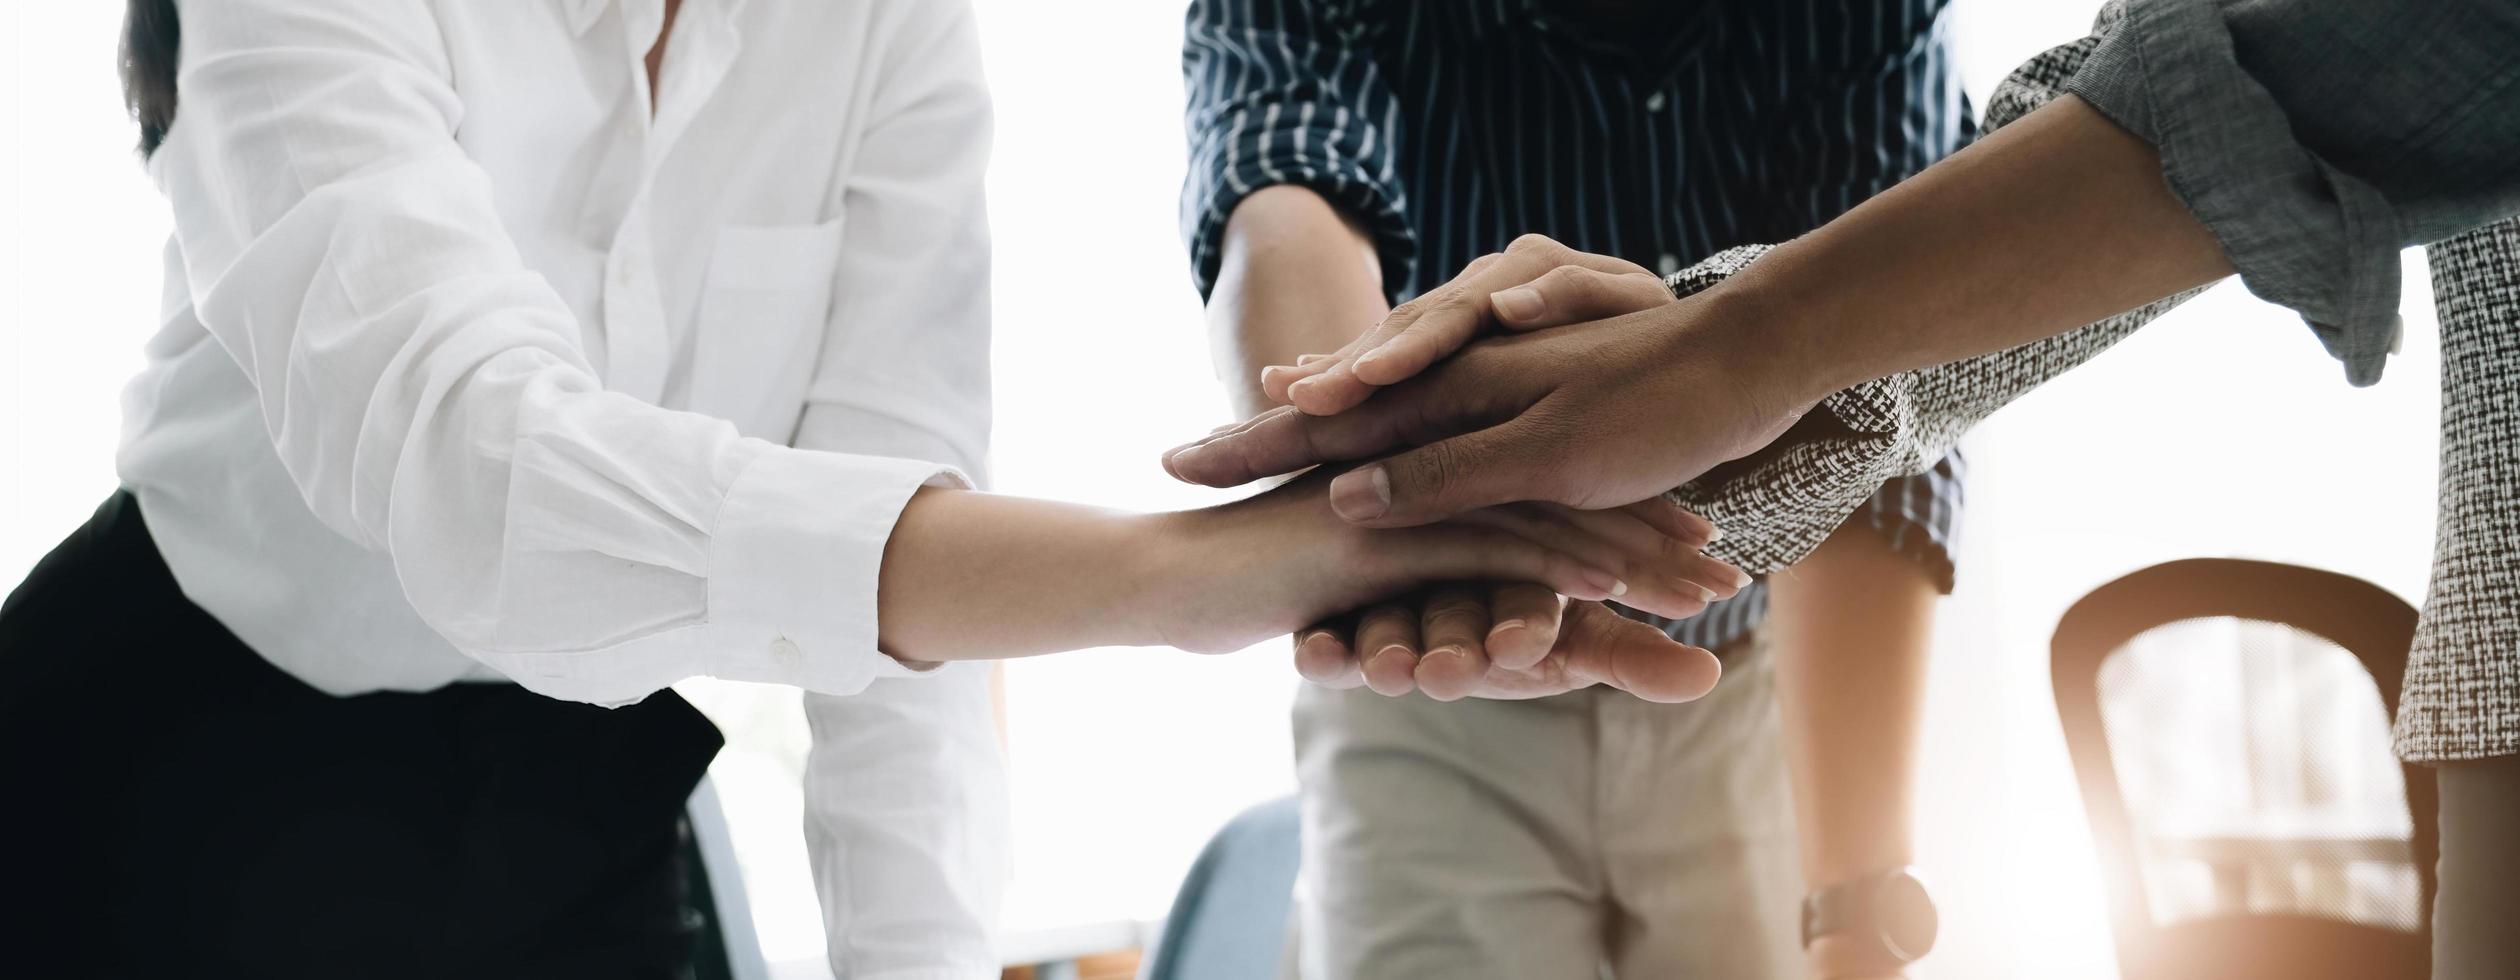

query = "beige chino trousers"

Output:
[[1288, 634, 1801, 979]]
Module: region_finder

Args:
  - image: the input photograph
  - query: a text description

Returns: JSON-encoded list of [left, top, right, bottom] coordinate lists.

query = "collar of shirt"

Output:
[[561, 0, 755, 38]]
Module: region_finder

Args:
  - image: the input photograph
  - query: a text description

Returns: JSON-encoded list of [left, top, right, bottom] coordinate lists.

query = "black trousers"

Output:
[[2434, 753, 2520, 980], [0, 494, 726, 979]]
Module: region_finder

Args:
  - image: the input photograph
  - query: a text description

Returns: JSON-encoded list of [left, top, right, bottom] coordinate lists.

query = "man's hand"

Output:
[[1264, 401, 1750, 703], [1161, 241, 1813, 526], [1254, 234, 1678, 416], [1293, 591, 1726, 703]]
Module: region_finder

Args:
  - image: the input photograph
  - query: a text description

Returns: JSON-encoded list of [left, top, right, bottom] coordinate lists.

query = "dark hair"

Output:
[[121, 0, 180, 157]]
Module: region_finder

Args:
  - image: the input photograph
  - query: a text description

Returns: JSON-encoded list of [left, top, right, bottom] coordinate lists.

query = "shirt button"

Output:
[[769, 637, 801, 658], [1644, 91, 1669, 113], [1658, 253, 1681, 276]]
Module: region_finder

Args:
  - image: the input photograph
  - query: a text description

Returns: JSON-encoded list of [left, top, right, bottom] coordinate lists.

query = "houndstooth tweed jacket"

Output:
[[1667, 15, 2520, 763]]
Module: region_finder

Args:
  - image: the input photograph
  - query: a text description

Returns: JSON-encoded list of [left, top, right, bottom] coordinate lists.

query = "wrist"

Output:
[[1212, 187, 1390, 417], [1111, 510, 1195, 649], [1800, 865, 1937, 974], [1644, 283, 1839, 466], [1686, 268, 1847, 417]]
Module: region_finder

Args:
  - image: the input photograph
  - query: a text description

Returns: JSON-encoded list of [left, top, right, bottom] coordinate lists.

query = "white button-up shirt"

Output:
[[119, 0, 1002, 973]]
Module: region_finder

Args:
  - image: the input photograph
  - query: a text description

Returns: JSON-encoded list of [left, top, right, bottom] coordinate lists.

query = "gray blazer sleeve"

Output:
[[2067, 0, 2520, 386], [1666, 22, 2206, 574]]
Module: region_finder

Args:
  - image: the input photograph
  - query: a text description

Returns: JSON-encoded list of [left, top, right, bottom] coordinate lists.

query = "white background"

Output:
[[1, 2, 2440, 978]]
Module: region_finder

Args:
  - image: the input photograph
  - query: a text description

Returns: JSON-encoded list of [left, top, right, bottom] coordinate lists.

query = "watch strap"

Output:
[[1800, 865, 1936, 967]]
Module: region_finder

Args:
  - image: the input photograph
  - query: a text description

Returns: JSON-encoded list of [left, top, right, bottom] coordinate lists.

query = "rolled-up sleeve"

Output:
[[1181, 0, 1415, 299], [2064, 0, 2520, 386], [155, 0, 958, 706]]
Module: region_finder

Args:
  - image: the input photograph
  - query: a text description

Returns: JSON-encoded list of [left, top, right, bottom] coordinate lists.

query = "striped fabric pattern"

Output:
[[1181, 0, 1972, 651]]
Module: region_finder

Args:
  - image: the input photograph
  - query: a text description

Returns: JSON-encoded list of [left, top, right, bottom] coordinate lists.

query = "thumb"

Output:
[[1490, 266, 1674, 332], [1559, 601, 1721, 703], [1327, 419, 1553, 526]]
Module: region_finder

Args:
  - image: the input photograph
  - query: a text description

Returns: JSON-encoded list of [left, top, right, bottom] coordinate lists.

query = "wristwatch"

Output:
[[1801, 866, 1938, 968]]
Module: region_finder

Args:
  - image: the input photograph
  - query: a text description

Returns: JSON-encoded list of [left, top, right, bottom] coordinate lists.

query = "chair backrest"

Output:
[[1139, 796, 1301, 980], [2051, 559, 2435, 980]]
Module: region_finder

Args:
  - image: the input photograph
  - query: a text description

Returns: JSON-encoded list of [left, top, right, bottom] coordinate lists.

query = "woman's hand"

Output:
[[1295, 591, 1730, 703], [1141, 467, 1735, 703]]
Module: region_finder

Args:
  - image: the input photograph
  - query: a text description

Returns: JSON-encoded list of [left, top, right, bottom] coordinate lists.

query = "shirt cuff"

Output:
[[1185, 163, 1418, 301], [706, 445, 969, 695], [2063, 0, 2404, 386], [1853, 456, 1966, 595]]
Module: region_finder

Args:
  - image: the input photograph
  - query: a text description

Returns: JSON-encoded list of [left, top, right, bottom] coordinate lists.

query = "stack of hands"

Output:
[[1160, 234, 1817, 709], [1154, 231, 1922, 980]]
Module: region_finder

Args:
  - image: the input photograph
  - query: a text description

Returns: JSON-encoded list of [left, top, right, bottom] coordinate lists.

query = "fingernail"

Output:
[[1492, 286, 1543, 321], [1353, 346, 1392, 375], [1330, 466, 1392, 521], [1697, 584, 1717, 602], [1609, 579, 1629, 597], [1707, 526, 1724, 543], [1490, 619, 1527, 638], [1297, 353, 1328, 366], [1168, 444, 1207, 469], [1733, 569, 1753, 588], [1426, 645, 1466, 667]]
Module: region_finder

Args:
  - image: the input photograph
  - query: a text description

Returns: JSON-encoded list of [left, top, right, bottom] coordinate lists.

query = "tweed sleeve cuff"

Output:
[[1656, 24, 2209, 572]]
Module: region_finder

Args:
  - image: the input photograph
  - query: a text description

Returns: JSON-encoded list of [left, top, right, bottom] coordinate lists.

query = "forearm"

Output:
[[875, 488, 1169, 662], [1208, 184, 1389, 416], [1766, 521, 1934, 894], [1714, 95, 2234, 409]]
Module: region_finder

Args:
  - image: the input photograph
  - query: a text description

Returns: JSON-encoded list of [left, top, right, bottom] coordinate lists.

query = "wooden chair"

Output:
[[2051, 559, 2434, 980]]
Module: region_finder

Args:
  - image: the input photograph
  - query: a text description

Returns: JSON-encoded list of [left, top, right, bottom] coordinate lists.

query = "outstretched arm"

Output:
[[872, 471, 1720, 703], [1170, 0, 2520, 560], [1165, 93, 2226, 527]]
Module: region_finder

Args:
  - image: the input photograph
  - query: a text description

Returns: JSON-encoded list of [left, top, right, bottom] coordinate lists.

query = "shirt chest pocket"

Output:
[[686, 219, 847, 441]]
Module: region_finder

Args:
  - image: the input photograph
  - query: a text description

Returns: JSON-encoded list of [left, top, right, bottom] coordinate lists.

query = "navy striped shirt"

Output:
[[1181, 0, 1969, 652]]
